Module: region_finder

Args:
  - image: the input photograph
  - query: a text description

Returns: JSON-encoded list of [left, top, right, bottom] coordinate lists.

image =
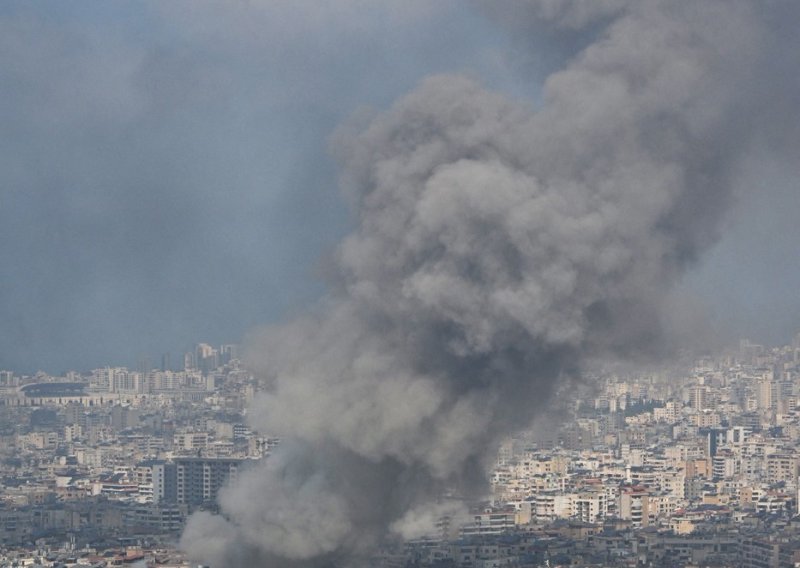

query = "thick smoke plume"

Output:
[[182, 1, 799, 566]]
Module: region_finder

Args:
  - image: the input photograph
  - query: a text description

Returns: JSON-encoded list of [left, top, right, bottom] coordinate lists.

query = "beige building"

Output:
[[618, 487, 651, 528]]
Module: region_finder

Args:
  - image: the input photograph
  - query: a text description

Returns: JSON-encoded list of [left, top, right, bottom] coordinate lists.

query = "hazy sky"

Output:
[[1, 1, 798, 373]]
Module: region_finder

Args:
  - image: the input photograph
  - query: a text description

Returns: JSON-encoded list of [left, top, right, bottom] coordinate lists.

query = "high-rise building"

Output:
[[161, 353, 171, 372], [220, 344, 239, 365], [148, 457, 243, 507], [757, 378, 777, 411], [183, 351, 195, 371], [144, 461, 178, 505], [175, 457, 241, 506], [195, 343, 219, 376], [688, 386, 708, 411]]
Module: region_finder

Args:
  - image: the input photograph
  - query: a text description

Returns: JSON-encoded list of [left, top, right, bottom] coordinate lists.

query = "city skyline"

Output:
[[2, 333, 800, 566]]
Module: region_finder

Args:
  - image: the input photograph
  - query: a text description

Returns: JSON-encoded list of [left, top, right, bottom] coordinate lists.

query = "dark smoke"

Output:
[[181, 1, 800, 565]]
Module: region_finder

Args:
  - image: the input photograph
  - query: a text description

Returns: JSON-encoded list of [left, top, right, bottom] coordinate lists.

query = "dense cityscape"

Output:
[[0, 335, 798, 566], [4, 0, 800, 565]]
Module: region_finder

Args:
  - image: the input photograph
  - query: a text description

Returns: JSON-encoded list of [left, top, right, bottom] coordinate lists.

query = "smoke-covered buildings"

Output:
[[6, 334, 800, 566]]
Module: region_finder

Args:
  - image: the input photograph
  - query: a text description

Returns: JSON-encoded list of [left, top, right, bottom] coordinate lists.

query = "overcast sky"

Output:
[[1, 1, 798, 373]]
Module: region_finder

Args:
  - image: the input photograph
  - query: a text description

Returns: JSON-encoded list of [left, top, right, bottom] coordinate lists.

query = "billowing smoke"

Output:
[[182, 1, 799, 566]]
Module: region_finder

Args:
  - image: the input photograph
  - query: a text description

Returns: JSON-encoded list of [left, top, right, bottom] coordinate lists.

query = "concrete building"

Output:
[[618, 486, 650, 528], [174, 457, 242, 506]]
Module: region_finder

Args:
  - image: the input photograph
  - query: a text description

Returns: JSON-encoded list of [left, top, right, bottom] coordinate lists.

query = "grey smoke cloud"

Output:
[[480, 0, 633, 31], [178, 0, 799, 565]]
